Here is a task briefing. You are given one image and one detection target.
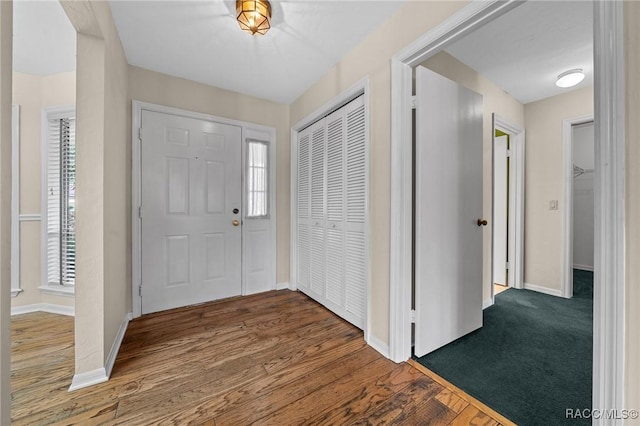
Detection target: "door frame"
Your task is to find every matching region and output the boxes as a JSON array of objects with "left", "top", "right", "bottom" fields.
[
  {"left": 131, "top": 101, "right": 277, "bottom": 318},
  {"left": 562, "top": 114, "right": 595, "bottom": 299},
  {"left": 491, "top": 114, "right": 525, "bottom": 303},
  {"left": 289, "top": 77, "right": 373, "bottom": 351},
  {"left": 389, "top": 0, "right": 625, "bottom": 418}
]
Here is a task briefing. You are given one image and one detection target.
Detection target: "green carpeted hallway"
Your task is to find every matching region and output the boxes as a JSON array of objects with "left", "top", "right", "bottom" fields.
[{"left": 414, "top": 270, "right": 593, "bottom": 426}]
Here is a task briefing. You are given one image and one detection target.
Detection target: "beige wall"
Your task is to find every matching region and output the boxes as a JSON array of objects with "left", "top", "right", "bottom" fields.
[
  {"left": 625, "top": 0, "right": 640, "bottom": 414},
  {"left": 62, "top": 0, "right": 130, "bottom": 376},
  {"left": 0, "top": 2, "right": 11, "bottom": 422},
  {"left": 128, "top": 66, "right": 291, "bottom": 287},
  {"left": 523, "top": 87, "right": 594, "bottom": 291},
  {"left": 419, "top": 51, "right": 525, "bottom": 304},
  {"left": 290, "top": 0, "right": 468, "bottom": 347},
  {"left": 11, "top": 71, "right": 76, "bottom": 309}
]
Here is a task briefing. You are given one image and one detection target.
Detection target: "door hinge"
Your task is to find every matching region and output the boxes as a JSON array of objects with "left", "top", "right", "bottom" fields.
[
  {"left": 138, "top": 127, "right": 143, "bottom": 141},
  {"left": 410, "top": 309, "right": 416, "bottom": 323},
  {"left": 506, "top": 149, "right": 512, "bottom": 158},
  {"left": 505, "top": 261, "right": 510, "bottom": 270},
  {"left": 411, "top": 96, "right": 417, "bottom": 110},
  {"left": 138, "top": 285, "right": 142, "bottom": 296},
  {"left": 138, "top": 206, "right": 142, "bottom": 218}
]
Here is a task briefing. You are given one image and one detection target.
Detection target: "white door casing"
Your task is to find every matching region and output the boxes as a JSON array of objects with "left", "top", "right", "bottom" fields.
[
  {"left": 140, "top": 110, "right": 242, "bottom": 314},
  {"left": 414, "top": 66, "right": 484, "bottom": 357},
  {"left": 493, "top": 135, "right": 508, "bottom": 286},
  {"left": 390, "top": 0, "right": 625, "bottom": 418}
]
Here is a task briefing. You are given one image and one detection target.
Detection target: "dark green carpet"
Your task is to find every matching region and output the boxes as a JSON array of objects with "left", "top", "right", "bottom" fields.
[{"left": 414, "top": 270, "right": 593, "bottom": 426}]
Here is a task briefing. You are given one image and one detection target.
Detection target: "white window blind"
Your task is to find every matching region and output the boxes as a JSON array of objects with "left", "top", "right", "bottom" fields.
[
  {"left": 246, "top": 139, "right": 269, "bottom": 218},
  {"left": 46, "top": 114, "right": 76, "bottom": 287}
]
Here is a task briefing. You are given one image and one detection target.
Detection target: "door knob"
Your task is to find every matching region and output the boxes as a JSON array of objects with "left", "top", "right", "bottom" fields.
[
  {"left": 232, "top": 219, "right": 240, "bottom": 227},
  {"left": 477, "top": 219, "right": 488, "bottom": 227}
]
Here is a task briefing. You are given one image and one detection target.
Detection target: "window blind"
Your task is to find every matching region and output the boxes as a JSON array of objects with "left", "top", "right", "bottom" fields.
[{"left": 46, "top": 116, "right": 76, "bottom": 286}]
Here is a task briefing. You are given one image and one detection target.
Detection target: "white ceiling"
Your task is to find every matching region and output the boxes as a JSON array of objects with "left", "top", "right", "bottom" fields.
[
  {"left": 12, "top": 1, "right": 593, "bottom": 106},
  {"left": 444, "top": 0, "right": 593, "bottom": 105},
  {"left": 109, "top": 1, "right": 405, "bottom": 104},
  {"left": 13, "top": 0, "right": 76, "bottom": 75}
]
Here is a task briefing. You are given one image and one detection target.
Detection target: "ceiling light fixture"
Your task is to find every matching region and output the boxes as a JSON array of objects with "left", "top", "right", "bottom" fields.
[
  {"left": 555, "top": 69, "right": 585, "bottom": 88},
  {"left": 236, "top": 0, "right": 272, "bottom": 36}
]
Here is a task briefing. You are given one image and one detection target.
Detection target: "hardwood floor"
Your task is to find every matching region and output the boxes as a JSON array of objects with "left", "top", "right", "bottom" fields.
[{"left": 11, "top": 290, "right": 515, "bottom": 425}]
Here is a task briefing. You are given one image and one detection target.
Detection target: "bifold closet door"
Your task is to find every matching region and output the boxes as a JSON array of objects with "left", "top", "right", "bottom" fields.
[{"left": 296, "top": 95, "right": 366, "bottom": 329}]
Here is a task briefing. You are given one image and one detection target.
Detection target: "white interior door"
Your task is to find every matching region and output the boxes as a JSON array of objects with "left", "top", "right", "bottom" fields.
[
  {"left": 493, "top": 135, "right": 508, "bottom": 286},
  {"left": 414, "top": 66, "right": 484, "bottom": 357},
  {"left": 140, "top": 110, "right": 242, "bottom": 314}
]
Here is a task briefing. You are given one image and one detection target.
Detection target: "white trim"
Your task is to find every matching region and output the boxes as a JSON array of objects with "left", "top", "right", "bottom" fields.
[
  {"left": 562, "top": 114, "right": 594, "bottom": 299},
  {"left": 276, "top": 282, "right": 290, "bottom": 291},
  {"left": 11, "top": 105, "right": 20, "bottom": 297},
  {"left": 38, "top": 285, "right": 75, "bottom": 297},
  {"left": 482, "top": 299, "right": 494, "bottom": 310},
  {"left": 593, "top": 1, "right": 625, "bottom": 419},
  {"left": 492, "top": 114, "right": 525, "bottom": 299},
  {"left": 131, "top": 101, "right": 277, "bottom": 318},
  {"left": 389, "top": 0, "right": 524, "bottom": 364},
  {"left": 69, "top": 368, "right": 108, "bottom": 392},
  {"left": 18, "top": 214, "right": 41, "bottom": 221},
  {"left": 523, "top": 283, "right": 563, "bottom": 298},
  {"left": 389, "top": 0, "right": 625, "bottom": 414},
  {"left": 574, "top": 264, "right": 594, "bottom": 272},
  {"left": 366, "top": 333, "right": 390, "bottom": 359},
  {"left": 289, "top": 77, "right": 371, "bottom": 344},
  {"left": 11, "top": 303, "right": 75, "bottom": 317},
  {"left": 105, "top": 313, "right": 132, "bottom": 378}
]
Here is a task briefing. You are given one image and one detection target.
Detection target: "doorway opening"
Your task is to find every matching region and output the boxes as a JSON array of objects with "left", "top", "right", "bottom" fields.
[
  {"left": 491, "top": 114, "right": 525, "bottom": 303},
  {"left": 391, "top": 0, "right": 624, "bottom": 422},
  {"left": 562, "top": 116, "right": 595, "bottom": 299}
]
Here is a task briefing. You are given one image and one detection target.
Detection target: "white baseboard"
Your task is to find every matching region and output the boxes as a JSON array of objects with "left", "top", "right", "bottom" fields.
[
  {"left": 366, "top": 333, "right": 390, "bottom": 359},
  {"left": 276, "top": 281, "right": 291, "bottom": 290},
  {"left": 524, "top": 282, "right": 563, "bottom": 298},
  {"left": 573, "top": 264, "right": 594, "bottom": 272},
  {"left": 11, "top": 303, "right": 75, "bottom": 317},
  {"left": 105, "top": 313, "right": 133, "bottom": 378},
  {"left": 69, "top": 368, "right": 108, "bottom": 392},
  {"left": 483, "top": 298, "right": 494, "bottom": 310}
]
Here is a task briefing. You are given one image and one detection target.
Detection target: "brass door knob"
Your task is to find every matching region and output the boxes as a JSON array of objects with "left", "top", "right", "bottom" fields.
[
  {"left": 477, "top": 219, "right": 488, "bottom": 227},
  {"left": 232, "top": 219, "right": 240, "bottom": 227}
]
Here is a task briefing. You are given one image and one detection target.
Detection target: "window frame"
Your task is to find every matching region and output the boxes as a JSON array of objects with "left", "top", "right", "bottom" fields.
[
  {"left": 40, "top": 105, "right": 76, "bottom": 296},
  {"left": 245, "top": 138, "right": 270, "bottom": 219}
]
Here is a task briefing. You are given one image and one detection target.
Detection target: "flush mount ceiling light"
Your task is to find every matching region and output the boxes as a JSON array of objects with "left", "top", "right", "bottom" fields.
[
  {"left": 555, "top": 69, "right": 585, "bottom": 88},
  {"left": 236, "top": 0, "right": 272, "bottom": 35}
]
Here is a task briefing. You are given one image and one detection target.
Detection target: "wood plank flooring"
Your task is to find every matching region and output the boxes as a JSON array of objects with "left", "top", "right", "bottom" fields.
[{"left": 11, "top": 290, "right": 515, "bottom": 425}]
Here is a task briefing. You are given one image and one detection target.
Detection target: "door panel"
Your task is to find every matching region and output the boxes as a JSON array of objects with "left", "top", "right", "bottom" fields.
[
  {"left": 141, "top": 110, "right": 242, "bottom": 314},
  {"left": 414, "top": 66, "right": 484, "bottom": 357}
]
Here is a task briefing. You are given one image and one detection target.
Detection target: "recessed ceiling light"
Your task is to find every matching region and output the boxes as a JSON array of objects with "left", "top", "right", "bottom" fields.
[{"left": 556, "top": 69, "right": 585, "bottom": 88}]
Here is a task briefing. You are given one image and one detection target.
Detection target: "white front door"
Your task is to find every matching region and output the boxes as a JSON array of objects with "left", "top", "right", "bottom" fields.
[
  {"left": 140, "top": 110, "right": 242, "bottom": 314},
  {"left": 414, "top": 66, "right": 484, "bottom": 357}
]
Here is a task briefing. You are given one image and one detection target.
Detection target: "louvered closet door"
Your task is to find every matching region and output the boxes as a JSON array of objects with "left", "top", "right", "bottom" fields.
[
  {"left": 344, "top": 97, "right": 366, "bottom": 324},
  {"left": 309, "top": 120, "right": 327, "bottom": 298},
  {"left": 296, "top": 95, "right": 367, "bottom": 330},
  {"left": 296, "top": 127, "right": 312, "bottom": 291}
]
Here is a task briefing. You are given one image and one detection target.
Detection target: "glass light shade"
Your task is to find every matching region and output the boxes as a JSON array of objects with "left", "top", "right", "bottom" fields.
[
  {"left": 555, "top": 69, "right": 585, "bottom": 88},
  {"left": 236, "top": 0, "right": 271, "bottom": 35}
]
